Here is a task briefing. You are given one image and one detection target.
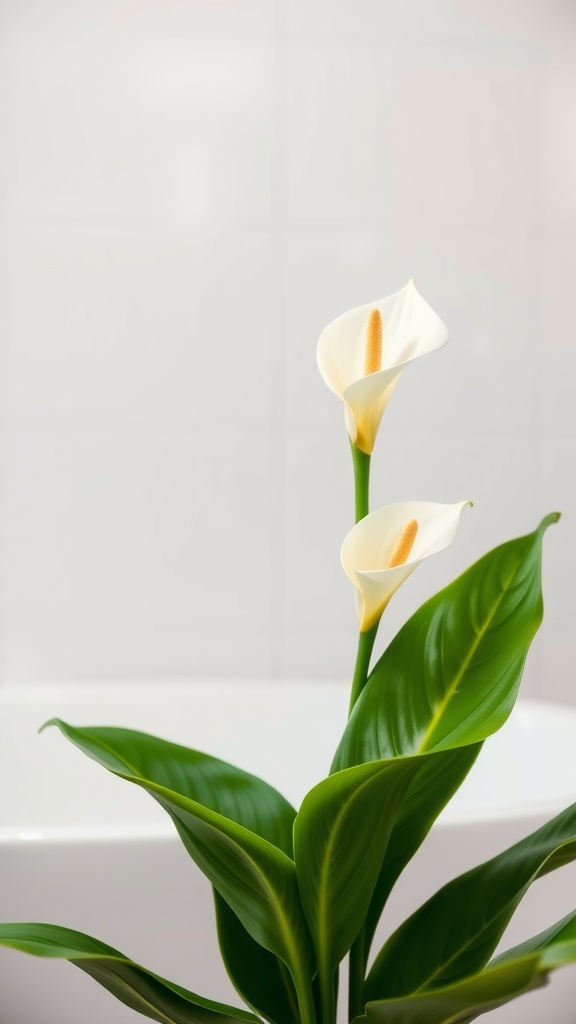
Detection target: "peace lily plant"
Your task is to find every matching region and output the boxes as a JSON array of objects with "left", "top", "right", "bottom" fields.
[{"left": 1, "top": 281, "right": 575, "bottom": 1024}]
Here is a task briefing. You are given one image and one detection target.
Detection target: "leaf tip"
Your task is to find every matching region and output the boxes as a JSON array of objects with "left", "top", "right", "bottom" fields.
[
  {"left": 38, "top": 717, "right": 61, "bottom": 735},
  {"left": 539, "top": 511, "right": 561, "bottom": 535}
]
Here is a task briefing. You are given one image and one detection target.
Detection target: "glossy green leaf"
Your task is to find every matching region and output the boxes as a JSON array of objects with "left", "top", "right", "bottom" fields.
[
  {"left": 359, "top": 745, "right": 482, "bottom": 953},
  {"left": 356, "top": 912, "right": 576, "bottom": 1024},
  {"left": 344, "top": 751, "right": 481, "bottom": 1018},
  {"left": 43, "top": 721, "right": 300, "bottom": 1024},
  {"left": 334, "top": 514, "right": 559, "bottom": 766},
  {"left": 493, "top": 908, "right": 576, "bottom": 964},
  {"left": 358, "top": 959, "right": 543, "bottom": 1024},
  {"left": 358, "top": 959, "right": 541, "bottom": 1024},
  {"left": 294, "top": 758, "right": 422, "bottom": 966},
  {"left": 41, "top": 722, "right": 296, "bottom": 853},
  {"left": 334, "top": 516, "right": 557, "bottom": 995},
  {"left": 0, "top": 923, "right": 260, "bottom": 1024},
  {"left": 293, "top": 757, "right": 423, "bottom": 1022},
  {"left": 45, "top": 721, "right": 314, "bottom": 1018},
  {"left": 342, "top": 746, "right": 480, "bottom": 1018},
  {"left": 365, "top": 800, "right": 576, "bottom": 1000},
  {"left": 127, "top": 783, "right": 311, "bottom": 981}
]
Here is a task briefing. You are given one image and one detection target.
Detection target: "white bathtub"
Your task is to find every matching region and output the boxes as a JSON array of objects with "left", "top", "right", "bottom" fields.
[{"left": 1, "top": 682, "right": 575, "bottom": 1024}]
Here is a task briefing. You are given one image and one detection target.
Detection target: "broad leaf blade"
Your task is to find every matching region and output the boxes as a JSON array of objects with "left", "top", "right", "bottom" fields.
[
  {"left": 45, "top": 721, "right": 314, "bottom": 999},
  {"left": 333, "top": 516, "right": 556, "bottom": 981},
  {"left": 334, "top": 515, "right": 558, "bottom": 766},
  {"left": 43, "top": 721, "right": 300, "bottom": 1024},
  {"left": 0, "top": 923, "right": 260, "bottom": 1024},
  {"left": 365, "top": 801, "right": 576, "bottom": 1000},
  {"left": 362, "top": 745, "right": 482, "bottom": 947},
  {"left": 294, "top": 758, "right": 422, "bottom": 978},
  {"left": 41, "top": 722, "right": 296, "bottom": 853},
  {"left": 357, "top": 913, "right": 576, "bottom": 1024}
]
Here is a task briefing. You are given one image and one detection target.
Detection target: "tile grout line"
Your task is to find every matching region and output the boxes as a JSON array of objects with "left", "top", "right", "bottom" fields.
[
  {"left": 533, "top": 44, "right": 547, "bottom": 703},
  {"left": 268, "top": 0, "right": 288, "bottom": 682},
  {"left": 0, "top": 211, "right": 6, "bottom": 689}
]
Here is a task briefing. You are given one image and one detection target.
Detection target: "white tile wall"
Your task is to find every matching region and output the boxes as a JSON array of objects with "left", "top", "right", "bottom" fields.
[
  {"left": 1, "top": 223, "right": 277, "bottom": 424},
  {"left": 1, "top": 1, "right": 575, "bottom": 703}
]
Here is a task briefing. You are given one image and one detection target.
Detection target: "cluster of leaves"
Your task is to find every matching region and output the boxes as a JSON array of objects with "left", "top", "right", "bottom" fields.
[{"left": 1, "top": 512, "right": 575, "bottom": 1024}]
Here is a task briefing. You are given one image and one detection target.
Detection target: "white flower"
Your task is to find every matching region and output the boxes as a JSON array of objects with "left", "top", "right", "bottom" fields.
[
  {"left": 317, "top": 280, "right": 448, "bottom": 454},
  {"left": 341, "top": 500, "right": 471, "bottom": 631}
]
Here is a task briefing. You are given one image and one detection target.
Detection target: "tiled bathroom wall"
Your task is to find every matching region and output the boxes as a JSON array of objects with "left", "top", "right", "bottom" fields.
[{"left": 0, "top": 1, "right": 575, "bottom": 701}]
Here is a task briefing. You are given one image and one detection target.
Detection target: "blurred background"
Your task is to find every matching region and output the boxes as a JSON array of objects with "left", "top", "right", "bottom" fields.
[{"left": 0, "top": 0, "right": 574, "bottom": 702}]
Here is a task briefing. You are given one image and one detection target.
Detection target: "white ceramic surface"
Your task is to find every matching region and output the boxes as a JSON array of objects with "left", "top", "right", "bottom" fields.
[{"left": 1, "top": 682, "right": 576, "bottom": 1023}]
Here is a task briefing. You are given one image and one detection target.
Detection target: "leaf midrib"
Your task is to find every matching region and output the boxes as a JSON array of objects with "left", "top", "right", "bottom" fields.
[
  {"left": 315, "top": 763, "right": 415, "bottom": 974},
  {"left": 411, "top": 840, "right": 575, "bottom": 993},
  {"left": 417, "top": 553, "right": 526, "bottom": 753},
  {"left": 136, "top": 774, "right": 311, "bottom": 993},
  {"left": 316, "top": 768, "right": 384, "bottom": 969},
  {"left": 61, "top": 729, "right": 309, "bottom": 999},
  {"left": 85, "top": 967, "right": 185, "bottom": 1024}
]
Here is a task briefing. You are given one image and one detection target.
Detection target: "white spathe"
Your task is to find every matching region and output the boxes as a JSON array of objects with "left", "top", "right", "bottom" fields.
[
  {"left": 317, "top": 280, "right": 449, "bottom": 454},
  {"left": 341, "top": 500, "right": 471, "bottom": 632}
]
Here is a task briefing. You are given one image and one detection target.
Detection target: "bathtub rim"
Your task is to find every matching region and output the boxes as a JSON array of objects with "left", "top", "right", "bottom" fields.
[{"left": 1, "top": 683, "right": 575, "bottom": 841}]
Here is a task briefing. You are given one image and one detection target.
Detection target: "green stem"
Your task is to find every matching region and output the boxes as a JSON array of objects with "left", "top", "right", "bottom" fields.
[
  {"left": 294, "top": 971, "right": 318, "bottom": 1024},
  {"left": 278, "top": 961, "right": 301, "bottom": 1024},
  {"left": 319, "top": 967, "right": 337, "bottom": 1024},
  {"left": 348, "top": 929, "right": 367, "bottom": 1021},
  {"left": 348, "top": 623, "right": 378, "bottom": 717},
  {"left": 347, "top": 437, "right": 376, "bottom": 1017},
  {"left": 350, "top": 441, "right": 371, "bottom": 523}
]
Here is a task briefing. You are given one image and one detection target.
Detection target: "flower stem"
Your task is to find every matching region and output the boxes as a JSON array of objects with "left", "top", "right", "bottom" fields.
[
  {"left": 348, "top": 928, "right": 367, "bottom": 1021},
  {"left": 298, "top": 989, "right": 318, "bottom": 1024},
  {"left": 350, "top": 441, "right": 371, "bottom": 523},
  {"left": 347, "top": 441, "right": 377, "bottom": 1011},
  {"left": 348, "top": 622, "right": 378, "bottom": 716},
  {"left": 319, "top": 967, "right": 337, "bottom": 1024},
  {"left": 294, "top": 969, "right": 318, "bottom": 1024}
]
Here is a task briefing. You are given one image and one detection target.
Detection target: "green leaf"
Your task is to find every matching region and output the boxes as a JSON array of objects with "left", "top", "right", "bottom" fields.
[
  {"left": 359, "top": 745, "right": 482, "bottom": 952},
  {"left": 40, "top": 722, "right": 296, "bottom": 853},
  {"left": 359, "top": 958, "right": 544, "bottom": 1024},
  {"left": 342, "top": 747, "right": 480, "bottom": 1017},
  {"left": 339, "top": 751, "right": 482, "bottom": 1016},
  {"left": 334, "top": 514, "right": 558, "bottom": 766},
  {"left": 355, "top": 912, "right": 576, "bottom": 1024},
  {"left": 42, "top": 722, "right": 300, "bottom": 1024},
  {"left": 0, "top": 923, "right": 260, "bottom": 1024},
  {"left": 358, "top": 958, "right": 543, "bottom": 1024},
  {"left": 333, "top": 516, "right": 557, "bottom": 990},
  {"left": 365, "top": 800, "right": 576, "bottom": 1000},
  {"left": 45, "top": 721, "right": 314, "bottom": 1018},
  {"left": 492, "top": 909, "right": 576, "bottom": 964},
  {"left": 130, "top": 783, "right": 311, "bottom": 981},
  {"left": 293, "top": 757, "right": 424, "bottom": 1021}
]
